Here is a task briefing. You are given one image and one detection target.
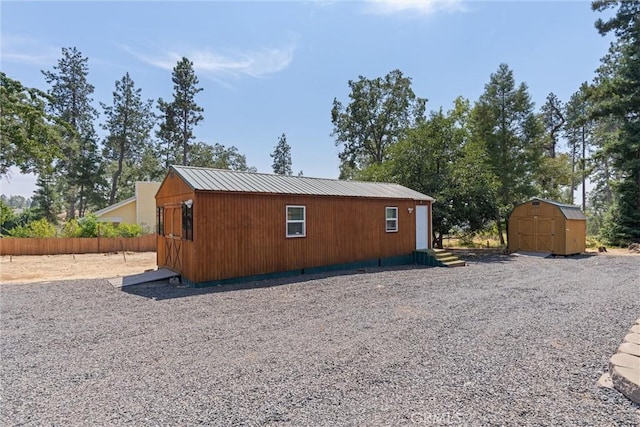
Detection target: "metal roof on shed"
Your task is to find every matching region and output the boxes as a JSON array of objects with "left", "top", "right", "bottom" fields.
[
  {"left": 531, "top": 198, "right": 586, "bottom": 220},
  {"left": 170, "top": 165, "right": 434, "bottom": 201}
]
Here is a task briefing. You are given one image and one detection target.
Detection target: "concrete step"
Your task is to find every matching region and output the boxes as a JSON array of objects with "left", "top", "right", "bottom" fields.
[
  {"left": 441, "top": 260, "right": 466, "bottom": 268},
  {"left": 431, "top": 250, "right": 466, "bottom": 267}
]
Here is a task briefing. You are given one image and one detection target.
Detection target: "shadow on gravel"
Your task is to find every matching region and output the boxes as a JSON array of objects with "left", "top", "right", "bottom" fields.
[
  {"left": 454, "top": 249, "right": 599, "bottom": 264},
  {"left": 121, "top": 265, "right": 432, "bottom": 300},
  {"left": 450, "top": 248, "right": 514, "bottom": 264}
]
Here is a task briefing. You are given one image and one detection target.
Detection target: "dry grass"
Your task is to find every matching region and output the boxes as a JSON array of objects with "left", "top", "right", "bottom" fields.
[{"left": 0, "top": 252, "right": 157, "bottom": 284}]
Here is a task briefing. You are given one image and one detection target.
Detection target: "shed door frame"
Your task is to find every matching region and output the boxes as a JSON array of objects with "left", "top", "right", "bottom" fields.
[{"left": 415, "top": 205, "right": 428, "bottom": 250}]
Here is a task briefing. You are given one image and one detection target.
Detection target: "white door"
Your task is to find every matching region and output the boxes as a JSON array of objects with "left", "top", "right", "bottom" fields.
[{"left": 415, "top": 205, "right": 428, "bottom": 250}]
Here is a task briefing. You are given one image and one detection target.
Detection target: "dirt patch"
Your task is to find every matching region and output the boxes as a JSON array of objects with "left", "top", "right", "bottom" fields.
[{"left": 0, "top": 252, "right": 157, "bottom": 284}]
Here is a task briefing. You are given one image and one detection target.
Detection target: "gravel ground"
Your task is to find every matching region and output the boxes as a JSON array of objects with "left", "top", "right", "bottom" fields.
[{"left": 2, "top": 253, "right": 639, "bottom": 426}]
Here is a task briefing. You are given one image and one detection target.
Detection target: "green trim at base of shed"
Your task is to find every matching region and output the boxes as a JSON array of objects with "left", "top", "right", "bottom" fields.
[{"left": 179, "top": 252, "right": 445, "bottom": 288}]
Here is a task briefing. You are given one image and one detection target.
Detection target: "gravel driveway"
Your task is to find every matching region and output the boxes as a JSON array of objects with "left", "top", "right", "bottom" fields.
[{"left": 2, "top": 253, "right": 639, "bottom": 426}]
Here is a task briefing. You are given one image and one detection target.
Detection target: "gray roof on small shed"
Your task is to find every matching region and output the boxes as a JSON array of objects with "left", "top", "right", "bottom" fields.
[
  {"left": 531, "top": 198, "right": 586, "bottom": 220},
  {"left": 171, "top": 165, "right": 434, "bottom": 201}
]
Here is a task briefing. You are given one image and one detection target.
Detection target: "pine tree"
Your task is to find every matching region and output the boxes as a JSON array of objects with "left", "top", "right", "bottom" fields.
[
  {"left": 42, "top": 47, "right": 101, "bottom": 218},
  {"left": 31, "top": 172, "right": 60, "bottom": 224},
  {"left": 101, "top": 73, "right": 155, "bottom": 204},
  {"left": 564, "top": 83, "right": 594, "bottom": 209},
  {"left": 470, "top": 64, "right": 543, "bottom": 245},
  {"left": 537, "top": 93, "right": 572, "bottom": 202},
  {"left": 591, "top": 1, "right": 640, "bottom": 244},
  {"left": 157, "top": 57, "right": 203, "bottom": 166},
  {"left": 271, "top": 133, "right": 292, "bottom": 175}
]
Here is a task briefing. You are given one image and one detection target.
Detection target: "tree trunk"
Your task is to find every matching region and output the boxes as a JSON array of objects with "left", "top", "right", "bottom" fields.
[
  {"left": 581, "top": 125, "right": 586, "bottom": 211},
  {"left": 496, "top": 215, "right": 505, "bottom": 246},
  {"left": 109, "top": 165, "right": 122, "bottom": 205},
  {"left": 109, "top": 140, "right": 126, "bottom": 205},
  {"left": 78, "top": 183, "right": 84, "bottom": 218},
  {"left": 570, "top": 138, "right": 576, "bottom": 205},
  {"left": 182, "top": 111, "right": 188, "bottom": 166}
]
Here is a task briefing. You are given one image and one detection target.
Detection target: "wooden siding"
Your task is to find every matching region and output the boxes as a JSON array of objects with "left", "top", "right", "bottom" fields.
[
  {"left": 178, "top": 192, "right": 427, "bottom": 283},
  {"left": 155, "top": 170, "right": 196, "bottom": 276},
  {"left": 508, "top": 200, "right": 586, "bottom": 255},
  {"left": 0, "top": 235, "right": 156, "bottom": 256}
]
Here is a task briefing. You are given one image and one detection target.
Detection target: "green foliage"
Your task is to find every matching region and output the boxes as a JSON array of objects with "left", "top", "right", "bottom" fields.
[
  {"left": 156, "top": 57, "right": 204, "bottom": 167},
  {"left": 271, "top": 133, "right": 293, "bottom": 175},
  {"left": 61, "top": 218, "right": 81, "bottom": 237},
  {"left": 0, "top": 72, "right": 63, "bottom": 176},
  {"left": 0, "top": 199, "right": 16, "bottom": 235},
  {"left": 62, "top": 214, "right": 144, "bottom": 237},
  {"left": 101, "top": 72, "right": 156, "bottom": 205},
  {"left": 31, "top": 172, "right": 61, "bottom": 224},
  {"left": 42, "top": 47, "right": 103, "bottom": 218},
  {"left": 359, "top": 97, "right": 497, "bottom": 247},
  {"left": 116, "top": 223, "right": 144, "bottom": 237},
  {"left": 8, "top": 218, "right": 57, "bottom": 238},
  {"left": 536, "top": 93, "right": 574, "bottom": 200},
  {"left": 591, "top": 1, "right": 640, "bottom": 244},
  {"left": 564, "top": 83, "right": 595, "bottom": 209},
  {"left": 189, "top": 142, "right": 256, "bottom": 171},
  {"left": 470, "top": 63, "right": 543, "bottom": 245},
  {"left": 534, "top": 154, "right": 574, "bottom": 203},
  {"left": 331, "top": 69, "right": 426, "bottom": 178},
  {"left": 585, "top": 234, "right": 605, "bottom": 249}
]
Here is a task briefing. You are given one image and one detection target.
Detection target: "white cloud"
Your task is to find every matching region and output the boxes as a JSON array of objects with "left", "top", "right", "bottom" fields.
[
  {"left": 0, "top": 36, "right": 60, "bottom": 66},
  {"left": 124, "top": 43, "right": 296, "bottom": 82},
  {"left": 364, "top": 0, "right": 466, "bottom": 16}
]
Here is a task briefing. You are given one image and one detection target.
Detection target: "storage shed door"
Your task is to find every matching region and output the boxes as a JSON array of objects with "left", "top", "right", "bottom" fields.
[
  {"left": 416, "top": 205, "right": 428, "bottom": 250},
  {"left": 518, "top": 216, "right": 554, "bottom": 253}
]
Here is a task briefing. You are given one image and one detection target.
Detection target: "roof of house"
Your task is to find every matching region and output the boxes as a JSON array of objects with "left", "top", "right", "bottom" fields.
[
  {"left": 93, "top": 196, "right": 136, "bottom": 216},
  {"left": 530, "top": 197, "right": 586, "bottom": 220},
  {"left": 170, "top": 165, "right": 434, "bottom": 201}
]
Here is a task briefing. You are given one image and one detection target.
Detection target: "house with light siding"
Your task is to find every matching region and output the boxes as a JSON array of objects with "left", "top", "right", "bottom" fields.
[{"left": 94, "top": 181, "right": 161, "bottom": 231}]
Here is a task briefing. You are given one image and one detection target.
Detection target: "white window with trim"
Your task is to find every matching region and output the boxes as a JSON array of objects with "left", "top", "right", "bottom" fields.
[
  {"left": 286, "top": 205, "right": 306, "bottom": 237},
  {"left": 386, "top": 207, "right": 398, "bottom": 232}
]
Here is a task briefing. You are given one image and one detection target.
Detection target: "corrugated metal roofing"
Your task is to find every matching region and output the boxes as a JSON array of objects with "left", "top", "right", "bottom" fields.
[
  {"left": 170, "top": 165, "right": 434, "bottom": 201},
  {"left": 532, "top": 198, "right": 586, "bottom": 220}
]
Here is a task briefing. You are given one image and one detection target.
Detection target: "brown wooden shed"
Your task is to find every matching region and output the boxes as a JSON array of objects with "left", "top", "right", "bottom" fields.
[
  {"left": 507, "top": 198, "right": 586, "bottom": 255},
  {"left": 155, "top": 165, "right": 435, "bottom": 287}
]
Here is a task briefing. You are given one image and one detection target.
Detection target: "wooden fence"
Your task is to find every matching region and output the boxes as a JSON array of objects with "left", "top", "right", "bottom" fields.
[{"left": 0, "top": 234, "right": 157, "bottom": 256}]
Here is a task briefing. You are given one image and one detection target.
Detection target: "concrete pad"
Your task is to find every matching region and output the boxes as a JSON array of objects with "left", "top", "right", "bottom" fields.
[
  {"left": 611, "top": 366, "right": 640, "bottom": 404},
  {"left": 514, "top": 251, "right": 552, "bottom": 258},
  {"left": 624, "top": 333, "right": 640, "bottom": 345},
  {"left": 108, "top": 268, "right": 179, "bottom": 288},
  {"left": 610, "top": 353, "right": 640, "bottom": 370},
  {"left": 619, "top": 342, "right": 640, "bottom": 357},
  {"left": 597, "top": 373, "right": 614, "bottom": 389}
]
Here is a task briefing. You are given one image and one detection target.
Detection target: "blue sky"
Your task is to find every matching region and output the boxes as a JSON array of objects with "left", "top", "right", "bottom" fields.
[{"left": 1, "top": 0, "right": 612, "bottom": 199}]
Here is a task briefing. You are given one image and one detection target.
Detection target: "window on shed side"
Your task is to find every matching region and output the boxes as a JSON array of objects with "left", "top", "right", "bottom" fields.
[
  {"left": 286, "top": 205, "right": 306, "bottom": 238},
  {"left": 157, "top": 207, "right": 164, "bottom": 235},
  {"left": 182, "top": 204, "right": 193, "bottom": 241},
  {"left": 386, "top": 207, "right": 398, "bottom": 232}
]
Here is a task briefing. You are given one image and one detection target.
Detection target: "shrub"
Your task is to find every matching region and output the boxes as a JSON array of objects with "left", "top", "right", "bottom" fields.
[
  {"left": 8, "top": 218, "right": 57, "bottom": 238},
  {"left": 61, "top": 219, "right": 82, "bottom": 237},
  {"left": 116, "top": 223, "right": 143, "bottom": 237}
]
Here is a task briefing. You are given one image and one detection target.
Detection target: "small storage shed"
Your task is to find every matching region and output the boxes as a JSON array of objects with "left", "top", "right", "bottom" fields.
[
  {"left": 156, "top": 165, "right": 434, "bottom": 287},
  {"left": 508, "top": 198, "right": 586, "bottom": 255}
]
